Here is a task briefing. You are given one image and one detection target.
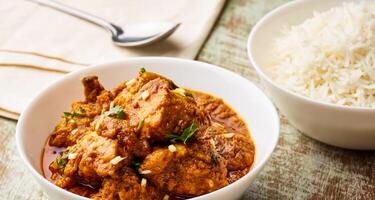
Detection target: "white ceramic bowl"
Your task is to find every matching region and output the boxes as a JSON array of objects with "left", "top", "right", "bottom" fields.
[
  {"left": 248, "top": 0, "right": 375, "bottom": 150},
  {"left": 16, "top": 57, "right": 279, "bottom": 200}
]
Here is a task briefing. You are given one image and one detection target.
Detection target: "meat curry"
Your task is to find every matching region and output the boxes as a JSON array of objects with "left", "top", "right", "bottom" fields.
[{"left": 42, "top": 69, "right": 255, "bottom": 200}]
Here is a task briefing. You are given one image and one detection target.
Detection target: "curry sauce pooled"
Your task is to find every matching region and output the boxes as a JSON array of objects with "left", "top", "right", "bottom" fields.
[{"left": 42, "top": 68, "right": 255, "bottom": 199}]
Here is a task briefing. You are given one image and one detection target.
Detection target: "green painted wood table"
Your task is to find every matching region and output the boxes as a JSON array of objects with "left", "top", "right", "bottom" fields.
[{"left": 1, "top": 0, "right": 374, "bottom": 199}]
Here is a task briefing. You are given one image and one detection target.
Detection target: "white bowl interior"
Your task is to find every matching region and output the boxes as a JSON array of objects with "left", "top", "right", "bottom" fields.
[{"left": 17, "top": 58, "right": 279, "bottom": 199}]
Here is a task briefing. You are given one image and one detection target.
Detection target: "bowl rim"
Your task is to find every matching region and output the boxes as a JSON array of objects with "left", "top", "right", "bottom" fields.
[
  {"left": 16, "top": 57, "right": 280, "bottom": 200},
  {"left": 247, "top": 0, "right": 375, "bottom": 112}
]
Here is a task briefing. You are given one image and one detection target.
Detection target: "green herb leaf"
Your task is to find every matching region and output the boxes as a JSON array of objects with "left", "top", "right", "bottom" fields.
[
  {"left": 137, "top": 119, "right": 144, "bottom": 131},
  {"left": 56, "top": 157, "right": 67, "bottom": 168},
  {"left": 181, "top": 122, "right": 199, "bottom": 143},
  {"left": 79, "top": 107, "right": 86, "bottom": 114},
  {"left": 140, "top": 67, "right": 146, "bottom": 73},
  {"left": 117, "top": 110, "right": 125, "bottom": 118},
  {"left": 132, "top": 161, "right": 141, "bottom": 170},
  {"left": 167, "top": 134, "right": 180, "bottom": 143},
  {"left": 56, "top": 151, "right": 69, "bottom": 169},
  {"left": 56, "top": 146, "right": 78, "bottom": 169},
  {"left": 167, "top": 122, "right": 198, "bottom": 144},
  {"left": 104, "top": 105, "right": 125, "bottom": 119},
  {"left": 185, "top": 92, "right": 194, "bottom": 98},
  {"left": 211, "top": 152, "right": 219, "bottom": 165},
  {"left": 63, "top": 112, "right": 85, "bottom": 118}
]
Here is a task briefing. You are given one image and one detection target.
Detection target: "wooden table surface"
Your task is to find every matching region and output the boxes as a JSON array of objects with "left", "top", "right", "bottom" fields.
[{"left": 1, "top": 0, "right": 374, "bottom": 199}]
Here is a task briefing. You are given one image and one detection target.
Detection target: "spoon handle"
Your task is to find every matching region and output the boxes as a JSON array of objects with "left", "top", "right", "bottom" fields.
[{"left": 28, "top": 0, "right": 118, "bottom": 33}]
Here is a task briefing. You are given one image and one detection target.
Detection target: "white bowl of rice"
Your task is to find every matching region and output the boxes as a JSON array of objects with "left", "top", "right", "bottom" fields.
[{"left": 248, "top": 0, "right": 375, "bottom": 149}]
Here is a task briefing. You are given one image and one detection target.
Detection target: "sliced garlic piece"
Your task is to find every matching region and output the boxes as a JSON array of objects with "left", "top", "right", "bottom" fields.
[
  {"left": 223, "top": 133, "right": 235, "bottom": 138},
  {"left": 68, "top": 153, "right": 77, "bottom": 160},
  {"left": 141, "top": 178, "right": 147, "bottom": 187},
  {"left": 71, "top": 128, "right": 78, "bottom": 135},
  {"left": 139, "top": 170, "right": 152, "bottom": 174},
  {"left": 172, "top": 88, "right": 186, "bottom": 96},
  {"left": 110, "top": 156, "right": 125, "bottom": 165},
  {"left": 95, "top": 115, "right": 104, "bottom": 130},
  {"left": 141, "top": 90, "right": 150, "bottom": 100},
  {"left": 168, "top": 144, "right": 177, "bottom": 153},
  {"left": 126, "top": 78, "right": 137, "bottom": 86}
]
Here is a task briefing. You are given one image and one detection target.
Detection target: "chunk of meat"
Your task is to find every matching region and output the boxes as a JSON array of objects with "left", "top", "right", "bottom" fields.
[
  {"left": 82, "top": 76, "right": 105, "bottom": 102},
  {"left": 94, "top": 115, "right": 152, "bottom": 158},
  {"left": 51, "top": 174, "right": 98, "bottom": 197},
  {"left": 76, "top": 132, "right": 129, "bottom": 178},
  {"left": 212, "top": 133, "right": 255, "bottom": 171},
  {"left": 50, "top": 132, "right": 130, "bottom": 185},
  {"left": 94, "top": 115, "right": 132, "bottom": 139},
  {"left": 112, "top": 71, "right": 175, "bottom": 104},
  {"left": 48, "top": 116, "right": 92, "bottom": 147},
  {"left": 111, "top": 71, "right": 206, "bottom": 141},
  {"left": 91, "top": 168, "right": 164, "bottom": 200},
  {"left": 49, "top": 76, "right": 113, "bottom": 147},
  {"left": 140, "top": 143, "right": 228, "bottom": 197},
  {"left": 197, "top": 123, "right": 255, "bottom": 171},
  {"left": 121, "top": 78, "right": 201, "bottom": 141}
]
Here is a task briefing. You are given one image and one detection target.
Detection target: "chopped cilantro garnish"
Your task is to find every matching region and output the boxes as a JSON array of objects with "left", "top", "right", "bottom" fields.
[
  {"left": 56, "top": 151, "right": 69, "bottom": 169},
  {"left": 104, "top": 105, "right": 125, "bottom": 119},
  {"left": 56, "top": 157, "right": 67, "bottom": 168},
  {"left": 185, "top": 92, "right": 194, "bottom": 98},
  {"left": 56, "top": 147, "right": 78, "bottom": 168},
  {"left": 63, "top": 112, "right": 85, "bottom": 118},
  {"left": 140, "top": 67, "right": 146, "bottom": 73},
  {"left": 167, "top": 122, "right": 198, "bottom": 144},
  {"left": 211, "top": 152, "right": 219, "bottom": 165},
  {"left": 79, "top": 107, "right": 86, "bottom": 114},
  {"left": 132, "top": 161, "right": 141, "bottom": 170}
]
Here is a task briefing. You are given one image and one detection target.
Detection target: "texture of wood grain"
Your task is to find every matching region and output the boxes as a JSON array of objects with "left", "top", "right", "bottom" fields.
[
  {"left": 0, "top": 120, "right": 48, "bottom": 200},
  {"left": 1, "top": 0, "right": 374, "bottom": 199}
]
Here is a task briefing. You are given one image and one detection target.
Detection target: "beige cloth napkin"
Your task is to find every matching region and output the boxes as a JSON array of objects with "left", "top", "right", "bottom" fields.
[{"left": 0, "top": 0, "right": 225, "bottom": 120}]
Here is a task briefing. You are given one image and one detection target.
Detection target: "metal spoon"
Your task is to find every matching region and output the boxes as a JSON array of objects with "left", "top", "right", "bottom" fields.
[{"left": 28, "top": 0, "right": 180, "bottom": 47}]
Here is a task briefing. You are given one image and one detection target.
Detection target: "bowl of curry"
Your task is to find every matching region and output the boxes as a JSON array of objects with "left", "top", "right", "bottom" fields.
[{"left": 16, "top": 57, "right": 279, "bottom": 200}]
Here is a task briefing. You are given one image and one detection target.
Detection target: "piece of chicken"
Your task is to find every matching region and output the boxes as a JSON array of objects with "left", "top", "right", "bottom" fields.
[
  {"left": 197, "top": 122, "right": 255, "bottom": 172},
  {"left": 49, "top": 76, "right": 113, "bottom": 147},
  {"left": 50, "top": 132, "right": 130, "bottom": 185},
  {"left": 113, "top": 72, "right": 203, "bottom": 142},
  {"left": 140, "top": 142, "right": 228, "bottom": 197},
  {"left": 92, "top": 168, "right": 164, "bottom": 200},
  {"left": 94, "top": 115, "right": 152, "bottom": 158}
]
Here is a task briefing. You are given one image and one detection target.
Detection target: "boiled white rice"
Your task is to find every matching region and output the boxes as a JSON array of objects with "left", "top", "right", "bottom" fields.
[{"left": 268, "top": 2, "right": 375, "bottom": 108}]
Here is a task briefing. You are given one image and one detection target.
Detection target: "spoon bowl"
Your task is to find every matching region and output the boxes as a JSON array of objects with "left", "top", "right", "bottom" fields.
[
  {"left": 30, "top": 0, "right": 180, "bottom": 47},
  {"left": 111, "top": 22, "right": 180, "bottom": 47}
]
